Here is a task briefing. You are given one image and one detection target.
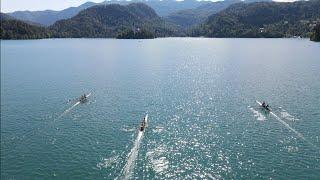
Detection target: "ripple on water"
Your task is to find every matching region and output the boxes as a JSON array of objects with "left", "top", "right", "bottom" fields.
[
  {"left": 147, "top": 145, "right": 169, "bottom": 174},
  {"left": 152, "top": 126, "right": 164, "bottom": 133},
  {"left": 121, "top": 126, "right": 136, "bottom": 132},
  {"left": 97, "top": 155, "right": 119, "bottom": 169},
  {"left": 280, "top": 108, "right": 299, "bottom": 122},
  {"left": 249, "top": 106, "right": 266, "bottom": 121}
]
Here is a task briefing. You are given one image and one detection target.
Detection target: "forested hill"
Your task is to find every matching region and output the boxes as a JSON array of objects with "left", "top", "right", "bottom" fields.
[
  {"left": 310, "top": 23, "right": 320, "bottom": 41},
  {"left": 7, "top": 0, "right": 209, "bottom": 26},
  {"left": 2, "top": 1, "right": 320, "bottom": 40},
  {"left": 194, "top": 0, "right": 320, "bottom": 38},
  {"left": 7, "top": 2, "right": 96, "bottom": 26},
  {"left": 0, "top": 13, "right": 50, "bottom": 39},
  {"left": 1, "top": 3, "right": 180, "bottom": 39},
  {"left": 165, "top": 0, "right": 241, "bottom": 29},
  {"left": 49, "top": 3, "right": 179, "bottom": 38},
  {"left": 1, "top": 13, "right": 15, "bottom": 21},
  {"left": 165, "top": 0, "right": 273, "bottom": 29}
]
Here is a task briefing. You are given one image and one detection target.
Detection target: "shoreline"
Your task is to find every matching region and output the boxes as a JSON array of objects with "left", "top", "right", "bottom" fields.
[{"left": 0, "top": 37, "right": 311, "bottom": 41}]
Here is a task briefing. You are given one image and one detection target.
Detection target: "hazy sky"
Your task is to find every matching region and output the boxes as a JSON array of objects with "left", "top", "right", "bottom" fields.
[
  {"left": 1, "top": 0, "right": 295, "bottom": 13},
  {"left": 1, "top": 0, "right": 103, "bottom": 13}
]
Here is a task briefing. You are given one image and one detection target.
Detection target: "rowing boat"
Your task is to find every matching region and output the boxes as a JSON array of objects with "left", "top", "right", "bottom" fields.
[
  {"left": 256, "top": 100, "right": 272, "bottom": 111},
  {"left": 140, "top": 114, "right": 148, "bottom": 132}
]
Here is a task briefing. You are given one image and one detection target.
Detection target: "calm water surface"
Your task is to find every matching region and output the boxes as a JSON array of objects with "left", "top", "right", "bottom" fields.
[{"left": 1, "top": 38, "right": 320, "bottom": 179}]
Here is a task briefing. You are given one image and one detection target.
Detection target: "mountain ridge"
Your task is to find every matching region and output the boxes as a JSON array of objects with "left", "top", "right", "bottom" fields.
[
  {"left": 49, "top": 3, "right": 179, "bottom": 38},
  {"left": 193, "top": 0, "right": 320, "bottom": 38},
  {"left": 7, "top": 0, "right": 210, "bottom": 26},
  {"left": 1, "top": 1, "right": 320, "bottom": 40},
  {"left": 7, "top": 2, "right": 96, "bottom": 26},
  {"left": 0, "top": 13, "right": 50, "bottom": 39},
  {"left": 165, "top": 0, "right": 242, "bottom": 29}
]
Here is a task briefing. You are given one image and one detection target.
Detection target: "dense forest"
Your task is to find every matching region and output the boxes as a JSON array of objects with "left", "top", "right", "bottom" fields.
[
  {"left": 7, "top": 0, "right": 212, "bottom": 26},
  {"left": 6, "top": 0, "right": 271, "bottom": 27},
  {"left": 0, "top": 13, "right": 50, "bottom": 39},
  {"left": 49, "top": 3, "right": 180, "bottom": 38},
  {"left": 192, "top": 0, "right": 320, "bottom": 38},
  {"left": 1, "top": 1, "right": 320, "bottom": 40},
  {"left": 164, "top": 0, "right": 241, "bottom": 29},
  {"left": 117, "top": 28, "right": 155, "bottom": 39},
  {"left": 7, "top": 2, "right": 96, "bottom": 26},
  {"left": 1, "top": 3, "right": 179, "bottom": 39},
  {"left": 310, "top": 24, "right": 320, "bottom": 42}
]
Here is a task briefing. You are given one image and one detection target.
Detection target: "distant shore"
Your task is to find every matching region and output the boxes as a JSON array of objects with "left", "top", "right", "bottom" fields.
[{"left": 0, "top": 37, "right": 314, "bottom": 41}]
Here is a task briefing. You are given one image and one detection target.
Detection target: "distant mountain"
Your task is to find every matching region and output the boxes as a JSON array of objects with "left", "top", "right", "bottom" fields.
[
  {"left": 165, "top": 0, "right": 241, "bottom": 29},
  {"left": 134, "top": 0, "right": 209, "bottom": 16},
  {"left": 7, "top": 0, "right": 210, "bottom": 26},
  {"left": 0, "top": 13, "right": 50, "bottom": 39},
  {"left": 195, "top": 0, "right": 320, "bottom": 38},
  {"left": 101, "top": 0, "right": 210, "bottom": 16},
  {"left": 1, "top": 13, "right": 15, "bottom": 21},
  {"left": 49, "top": 3, "right": 180, "bottom": 38},
  {"left": 165, "top": 0, "right": 274, "bottom": 29},
  {"left": 7, "top": 2, "right": 96, "bottom": 26},
  {"left": 3, "top": 1, "right": 320, "bottom": 40},
  {"left": 1, "top": 3, "right": 182, "bottom": 39}
]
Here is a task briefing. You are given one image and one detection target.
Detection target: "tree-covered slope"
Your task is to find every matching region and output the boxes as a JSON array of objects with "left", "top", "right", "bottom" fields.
[
  {"left": 196, "top": 0, "right": 320, "bottom": 38},
  {"left": 165, "top": 0, "right": 241, "bottom": 29},
  {"left": 7, "top": 0, "right": 210, "bottom": 26},
  {"left": 310, "top": 23, "right": 320, "bottom": 41},
  {"left": 7, "top": 2, "right": 96, "bottom": 26},
  {"left": 49, "top": 3, "right": 179, "bottom": 38},
  {"left": 164, "top": 0, "right": 273, "bottom": 29},
  {"left": 0, "top": 13, "right": 50, "bottom": 39}
]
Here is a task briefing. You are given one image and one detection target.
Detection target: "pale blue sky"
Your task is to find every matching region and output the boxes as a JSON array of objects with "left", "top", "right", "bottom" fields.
[
  {"left": 1, "top": 0, "right": 294, "bottom": 13},
  {"left": 1, "top": 0, "right": 103, "bottom": 13}
]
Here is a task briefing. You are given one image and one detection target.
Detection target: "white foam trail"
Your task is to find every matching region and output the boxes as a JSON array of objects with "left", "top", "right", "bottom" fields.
[
  {"left": 122, "top": 131, "right": 144, "bottom": 179},
  {"left": 56, "top": 101, "right": 80, "bottom": 120},
  {"left": 146, "top": 145, "right": 169, "bottom": 174},
  {"left": 56, "top": 93, "right": 91, "bottom": 120},
  {"left": 280, "top": 109, "right": 299, "bottom": 121},
  {"left": 249, "top": 107, "right": 266, "bottom": 121},
  {"left": 121, "top": 114, "right": 148, "bottom": 179},
  {"left": 270, "top": 112, "right": 318, "bottom": 150},
  {"left": 97, "top": 155, "right": 119, "bottom": 169}
]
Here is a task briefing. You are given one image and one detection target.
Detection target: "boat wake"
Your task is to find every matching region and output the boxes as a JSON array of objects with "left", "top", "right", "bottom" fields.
[
  {"left": 270, "top": 112, "right": 318, "bottom": 150},
  {"left": 121, "top": 131, "right": 144, "bottom": 179},
  {"left": 249, "top": 106, "right": 266, "bottom": 121},
  {"left": 254, "top": 100, "right": 318, "bottom": 150},
  {"left": 56, "top": 93, "right": 91, "bottom": 120},
  {"left": 57, "top": 101, "right": 80, "bottom": 120},
  {"left": 146, "top": 145, "right": 169, "bottom": 174},
  {"left": 279, "top": 108, "right": 299, "bottom": 121},
  {"left": 97, "top": 154, "right": 120, "bottom": 170}
]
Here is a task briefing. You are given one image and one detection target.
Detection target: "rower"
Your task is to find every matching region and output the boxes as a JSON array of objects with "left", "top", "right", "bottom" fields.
[
  {"left": 79, "top": 94, "right": 87, "bottom": 103},
  {"left": 262, "top": 101, "right": 266, "bottom": 107},
  {"left": 140, "top": 121, "right": 145, "bottom": 131},
  {"left": 140, "top": 123, "right": 144, "bottom": 131}
]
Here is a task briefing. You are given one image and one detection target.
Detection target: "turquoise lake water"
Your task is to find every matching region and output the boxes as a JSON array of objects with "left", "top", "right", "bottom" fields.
[{"left": 1, "top": 38, "right": 320, "bottom": 179}]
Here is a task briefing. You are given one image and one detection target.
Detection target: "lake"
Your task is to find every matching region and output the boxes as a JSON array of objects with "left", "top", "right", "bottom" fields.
[{"left": 1, "top": 38, "right": 320, "bottom": 179}]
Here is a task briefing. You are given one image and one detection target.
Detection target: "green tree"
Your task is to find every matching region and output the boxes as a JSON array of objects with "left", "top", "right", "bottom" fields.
[{"left": 310, "top": 24, "right": 320, "bottom": 42}]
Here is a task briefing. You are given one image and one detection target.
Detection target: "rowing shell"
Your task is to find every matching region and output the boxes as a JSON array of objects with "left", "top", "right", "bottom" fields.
[
  {"left": 140, "top": 114, "right": 148, "bottom": 132},
  {"left": 144, "top": 114, "right": 148, "bottom": 128},
  {"left": 79, "top": 93, "right": 91, "bottom": 103},
  {"left": 256, "top": 100, "right": 271, "bottom": 111},
  {"left": 256, "top": 100, "right": 263, "bottom": 106}
]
